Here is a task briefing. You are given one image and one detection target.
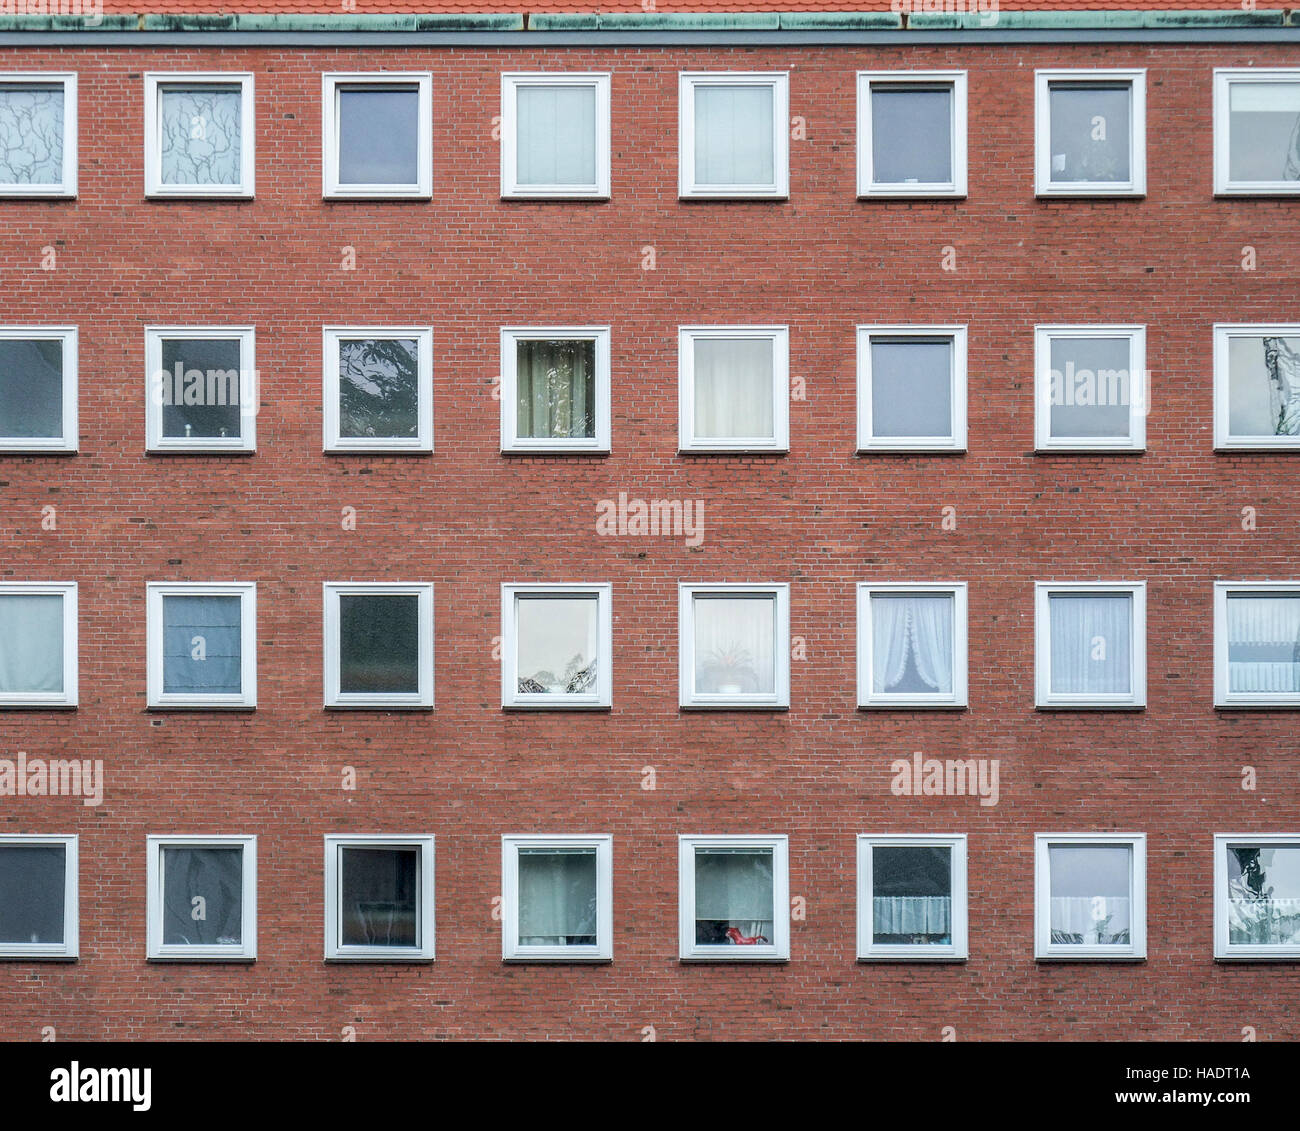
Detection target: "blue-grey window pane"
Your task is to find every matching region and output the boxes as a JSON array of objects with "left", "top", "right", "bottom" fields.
[
  {"left": 870, "top": 339, "right": 952, "bottom": 438},
  {"left": 339, "top": 593, "right": 420, "bottom": 694},
  {"left": 0, "top": 594, "right": 64, "bottom": 694},
  {"left": 161, "top": 846, "right": 242, "bottom": 946},
  {"left": 159, "top": 85, "right": 242, "bottom": 186},
  {"left": 1228, "top": 335, "right": 1300, "bottom": 438},
  {"left": 162, "top": 595, "right": 242, "bottom": 695},
  {"left": 340, "top": 847, "right": 418, "bottom": 947},
  {"left": 1048, "top": 336, "right": 1133, "bottom": 438},
  {"left": 517, "top": 848, "right": 597, "bottom": 945},
  {"left": 0, "top": 338, "right": 63, "bottom": 438},
  {"left": 337, "top": 87, "right": 419, "bottom": 186},
  {"left": 871, "top": 86, "right": 952, "bottom": 184},
  {"left": 516, "top": 85, "right": 597, "bottom": 186},
  {"left": 0, "top": 845, "right": 65, "bottom": 944},
  {"left": 1228, "top": 82, "right": 1300, "bottom": 183},
  {"left": 0, "top": 84, "right": 64, "bottom": 185},
  {"left": 337, "top": 338, "right": 419, "bottom": 439},
  {"left": 694, "top": 84, "right": 774, "bottom": 186},
  {"left": 159, "top": 337, "right": 244, "bottom": 440},
  {"left": 1049, "top": 84, "right": 1131, "bottom": 183}
]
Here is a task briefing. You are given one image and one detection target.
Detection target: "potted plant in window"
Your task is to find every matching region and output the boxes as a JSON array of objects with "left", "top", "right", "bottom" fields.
[{"left": 701, "top": 643, "right": 757, "bottom": 695}]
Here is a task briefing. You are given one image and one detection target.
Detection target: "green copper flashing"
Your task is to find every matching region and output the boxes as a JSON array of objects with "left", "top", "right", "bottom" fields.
[{"left": 909, "top": 9, "right": 1286, "bottom": 28}]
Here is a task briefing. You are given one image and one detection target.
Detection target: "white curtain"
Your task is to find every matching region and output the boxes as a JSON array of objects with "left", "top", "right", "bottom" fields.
[
  {"left": 1228, "top": 895, "right": 1300, "bottom": 945},
  {"left": 873, "top": 895, "right": 951, "bottom": 935},
  {"left": 871, "top": 594, "right": 953, "bottom": 694},
  {"left": 518, "top": 849, "right": 597, "bottom": 944},
  {"left": 1228, "top": 595, "right": 1300, "bottom": 692},
  {"left": 0, "top": 594, "right": 63, "bottom": 694},
  {"left": 162, "top": 595, "right": 241, "bottom": 694},
  {"left": 515, "top": 340, "right": 592, "bottom": 440},
  {"left": 1049, "top": 593, "right": 1131, "bottom": 694},
  {"left": 516, "top": 84, "right": 596, "bottom": 186},
  {"left": 693, "top": 338, "right": 774, "bottom": 440},
  {"left": 1050, "top": 896, "right": 1132, "bottom": 941},
  {"left": 516, "top": 596, "right": 598, "bottom": 693},
  {"left": 693, "top": 595, "right": 775, "bottom": 693},
  {"left": 695, "top": 850, "right": 774, "bottom": 936},
  {"left": 693, "top": 84, "right": 774, "bottom": 186}
]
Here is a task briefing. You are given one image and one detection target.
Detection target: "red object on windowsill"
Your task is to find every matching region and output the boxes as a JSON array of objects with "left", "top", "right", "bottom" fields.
[{"left": 725, "top": 927, "right": 769, "bottom": 945}]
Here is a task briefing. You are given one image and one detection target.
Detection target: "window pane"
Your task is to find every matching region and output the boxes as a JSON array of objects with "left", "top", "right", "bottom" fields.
[
  {"left": 0, "top": 338, "right": 63, "bottom": 438},
  {"left": 872, "top": 845, "right": 952, "bottom": 945},
  {"left": 339, "top": 846, "right": 418, "bottom": 948},
  {"left": 695, "top": 848, "right": 774, "bottom": 944},
  {"left": 1048, "top": 84, "right": 1131, "bottom": 183},
  {"left": 694, "top": 595, "right": 775, "bottom": 694},
  {"left": 1227, "top": 335, "right": 1300, "bottom": 438},
  {"left": 337, "top": 337, "right": 419, "bottom": 440},
  {"left": 1227, "top": 844, "right": 1300, "bottom": 946},
  {"left": 337, "top": 86, "right": 419, "bottom": 186},
  {"left": 159, "top": 85, "right": 242, "bottom": 186},
  {"left": 1226, "top": 594, "right": 1300, "bottom": 694},
  {"left": 1048, "top": 336, "right": 1133, "bottom": 439},
  {"left": 162, "top": 595, "right": 242, "bottom": 695},
  {"left": 0, "top": 594, "right": 63, "bottom": 694},
  {"left": 517, "top": 848, "right": 598, "bottom": 945},
  {"left": 1049, "top": 593, "right": 1132, "bottom": 695},
  {"left": 693, "top": 338, "right": 774, "bottom": 440},
  {"left": 694, "top": 84, "right": 774, "bottom": 186},
  {"left": 161, "top": 846, "right": 243, "bottom": 946},
  {"left": 870, "top": 339, "right": 952, "bottom": 438},
  {"left": 0, "top": 84, "right": 64, "bottom": 185},
  {"left": 158, "top": 337, "right": 244, "bottom": 440},
  {"left": 516, "top": 596, "right": 598, "bottom": 694},
  {"left": 516, "top": 339, "right": 595, "bottom": 439},
  {"left": 0, "top": 845, "right": 65, "bottom": 944},
  {"left": 1228, "top": 81, "right": 1300, "bottom": 184},
  {"left": 1048, "top": 844, "right": 1132, "bottom": 945},
  {"left": 871, "top": 86, "right": 952, "bottom": 184},
  {"left": 870, "top": 593, "right": 954, "bottom": 695},
  {"left": 516, "top": 84, "right": 596, "bottom": 186},
  {"left": 339, "top": 593, "right": 420, "bottom": 694}
]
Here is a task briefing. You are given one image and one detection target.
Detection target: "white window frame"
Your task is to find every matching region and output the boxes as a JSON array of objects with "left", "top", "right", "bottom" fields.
[
  {"left": 1034, "top": 69, "right": 1146, "bottom": 197},
  {"left": 0, "top": 73, "right": 77, "bottom": 198},
  {"left": 324, "top": 834, "right": 435, "bottom": 962},
  {"left": 322, "top": 72, "right": 433, "bottom": 200},
  {"left": 1035, "top": 832, "right": 1146, "bottom": 961},
  {"left": 0, "top": 326, "right": 77, "bottom": 452},
  {"left": 856, "top": 582, "right": 968, "bottom": 709},
  {"left": 323, "top": 582, "right": 434, "bottom": 709},
  {"left": 501, "top": 834, "right": 613, "bottom": 962},
  {"left": 500, "top": 73, "right": 611, "bottom": 200},
  {"left": 856, "top": 325, "right": 967, "bottom": 452},
  {"left": 0, "top": 582, "right": 77, "bottom": 709},
  {"left": 499, "top": 326, "right": 611, "bottom": 453},
  {"left": 679, "top": 834, "right": 789, "bottom": 962},
  {"left": 146, "top": 835, "right": 256, "bottom": 961},
  {"left": 144, "top": 325, "right": 256, "bottom": 453},
  {"left": 1214, "top": 581, "right": 1300, "bottom": 709},
  {"left": 501, "top": 583, "right": 613, "bottom": 710},
  {"left": 322, "top": 326, "right": 433, "bottom": 454},
  {"left": 1214, "top": 833, "right": 1300, "bottom": 960},
  {"left": 143, "top": 72, "right": 255, "bottom": 199},
  {"left": 0, "top": 834, "right": 78, "bottom": 960},
  {"left": 1214, "top": 68, "right": 1300, "bottom": 197},
  {"left": 146, "top": 582, "right": 257, "bottom": 710},
  {"left": 856, "top": 834, "right": 967, "bottom": 961},
  {"left": 678, "top": 582, "right": 790, "bottom": 710},
  {"left": 1034, "top": 582, "right": 1146, "bottom": 709},
  {"left": 1034, "top": 324, "right": 1147, "bottom": 452},
  {"left": 856, "top": 71, "right": 967, "bottom": 198},
  {"left": 1213, "top": 323, "right": 1300, "bottom": 451},
  {"left": 678, "top": 325, "right": 789, "bottom": 454},
  {"left": 678, "top": 72, "right": 789, "bottom": 200}
]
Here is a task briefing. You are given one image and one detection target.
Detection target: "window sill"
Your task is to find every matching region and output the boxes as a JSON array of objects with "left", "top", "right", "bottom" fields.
[
  {"left": 856, "top": 445, "right": 966, "bottom": 456},
  {"left": 146, "top": 189, "right": 254, "bottom": 200},
  {"left": 1214, "top": 701, "right": 1300, "bottom": 711},
  {"left": 501, "top": 191, "right": 610, "bottom": 202},
  {"left": 0, "top": 188, "right": 77, "bottom": 199},
  {"left": 1034, "top": 703, "right": 1145, "bottom": 712},
  {"left": 0, "top": 952, "right": 78, "bottom": 962},
  {"left": 0, "top": 444, "right": 77, "bottom": 455},
  {"left": 1034, "top": 445, "right": 1145, "bottom": 456},
  {"left": 1035, "top": 954, "right": 1146, "bottom": 963},
  {"left": 323, "top": 191, "right": 432, "bottom": 202},
  {"left": 146, "top": 954, "right": 256, "bottom": 963},
  {"left": 680, "top": 702, "right": 789, "bottom": 712},
  {"left": 1035, "top": 189, "right": 1146, "bottom": 199},
  {"left": 323, "top": 447, "right": 433, "bottom": 456},
  {"left": 678, "top": 446, "right": 788, "bottom": 457},
  {"left": 146, "top": 447, "right": 256, "bottom": 457},
  {"left": 502, "top": 702, "right": 612, "bottom": 712},
  {"left": 145, "top": 704, "right": 257, "bottom": 713},
  {"left": 324, "top": 703, "right": 434, "bottom": 712},
  {"left": 856, "top": 954, "right": 968, "bottom": 963},
  {"left": 325, "top": 954, "right": 435, "bottom": 964},
  {"left": 857, "top": 189, "right": 966, "bottom": 200},
  {"left": 679, "top": 191, "right": 789, "bottom": 202},
  {"left": 502, "top": 955, "right": 612, "bottom": 964},
  {"left": 679, "top": 954, "right": 789, "bottom": 964},
  {"left": 1214, "top": 952, "right": 1300, "bottom": 963},
  {"left": 1214, "top": 442, "right": 1300, "bottom": 453},
  {"left": 501, "top": 446, "right": 610, "bottom": 457},
  {"left": 857, "top": 702, "right": 967, "bottom": 711}
]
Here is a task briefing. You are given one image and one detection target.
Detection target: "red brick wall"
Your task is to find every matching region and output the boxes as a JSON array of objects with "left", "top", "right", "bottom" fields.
[{"left": 0, "top": 39, "right": 1297, "bottom": 1041}]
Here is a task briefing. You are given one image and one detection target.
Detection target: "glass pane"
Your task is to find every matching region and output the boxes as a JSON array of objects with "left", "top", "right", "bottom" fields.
[
  {"left": 695, "top": 848, "right": 774, "bottom": 944},
  {"left": 158, "top": 337, "right": 244, "bottom": 440},
  {"left": 1228, "top": 81, "right": 1300, "bottom": 183},
  {"left": 0, "top": 83, "right": 64, "bottom": 185},
  {"left": 1226, "top": 593, "right": 1300, "bottom": 694},
  {"left": 1048, "top": 336, "right": 1133, "bottom": 439},
  {"left": 694, "top": 595, "right": 776, "bottom": 694},
  {"left": 337, "top": 338, "right": 419, "bottom": 440},
  {"left": 1227, "top": 844, "right": 1300, "bottom": 946},
  {"left": 1048, "top": 83, "right": 1131, "bottom": 183},
  {"left": 0, "top": 338, "right": 63, "bottom": 438},
  {"left": 339, "top": 593, "right": 420, "bottom": 694},
  {"left": 0, "top": 845, "right": 65, "bottom": 944},
  {"left": 161, "top": 846, "right": 243, "bottom": 946},
  {"left": 517, "top": 848, "right": 598, "bottom": 945},
  {"left": 159, "top": 85, "right": 242, "bottom": 186},
  {"left": 694, "top": 84, "right": 774, "bottom": 186},
  {"left": 870, "top": 593, "right": 954, "bottom": 695},
  {"left": 516, "top": 339, "right": 596, "bottom": 439},
  {"left": 1048, "top": 844, "right": 1132, "bottom": 945},
  {"left": 869, "top": 339, "right": 952, "bottom": 438},
  {"left": 693, "top": 338, "right": 774, "bottom": 440},
  {"left": 872, "top": 845, "right": 952, "bottom": 945},
  {"left": 0, "top": 594, "right": 63, "bottom": 694},
  {"left": 339, "top": 846, "right": 418, "bottom": 948},
  {"left": 162, "top": 594, "right": 242, "bottom": 695},
  {"left": 1049, "top": 592, "right": 1132, "bottom": 695},
  {"left": 516, "top": 595, "right": 598, "bottom": 694},
  {"left": 516, "top": 84, "right": 597, "bottom": 186},
  {"left": 871, "top": 85, "right": 952, "bottom": 184},
  {"left": 337, "top": 86, "right": 419, "bottom": 186},
  {"left": 1227, "top": 335, "right": 1300, "bottom": 438}
]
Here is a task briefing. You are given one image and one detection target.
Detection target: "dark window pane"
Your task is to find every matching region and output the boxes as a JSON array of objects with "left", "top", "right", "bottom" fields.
[
  {"left": 337, "top": 338, "right": 419, "bottom": 439},
  {"left": 0, "top": 845, "right": 65, "bottom": 944},
  {"left": 516, "top": 339, "right": 595, "bottom": 439},
  {"left": 338, "top": 87, "right": 419, "bottom": 186},
  {"left": 161, "top": 846, "right": 243, "bottom": 946},
  {"left": 872, "top": 845, "right": 952, "bottom": 945},
  {"left": 162, "top": 595, "right": 242, "bottom": 695},
  {"left": 339, "top": 593, "right": 420, "bottom": 694},
  {"left": 871, "top": 86, "right": 952, "bottom": 184},
  {"left": 159, "top": 337, "right": 243, "bottom": 440},
  {"left": 0, "top": 338, "right": 63, "bottom": 438},
  {"left": 1048, "top": 84, "right": 1131, "bottom": 183},
  {"left": 339, "top": 846, "right": 418, "bottom": 948},
  {"left": 870, "top": 339, "right": 952, "bottom": 438}
]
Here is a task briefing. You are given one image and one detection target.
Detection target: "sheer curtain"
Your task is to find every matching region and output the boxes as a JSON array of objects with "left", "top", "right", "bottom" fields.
[
  {"left": 516, "top": 84, "right": 596, "bottom": 186},
  {"left": 161, "top": 847, "right": 243, "bottom": 946},
  {"left": 695, "top": 850, "right": 774, "bottom": 941},
  {"left": 0, "top": 844, "right": 66, "bottom": 944},
  {"left": 694, "top": 595, "right": 775, "bottom": 693},
  {"left": 0, "top": 594, "right": 63, "bottom": 694},
  {"left": 162, "top": 595, "right": 241, "bottom": 694},
  {"left": 871, "top": 593, "right": 953, "bottom": 694},
  {"left": 1049, "top": 896, "right": 1132, "bottom": 942},
  {"left": 694, "top": 84, "right": 774, "bottom": 186},
  {"left": 1049, "top": 593, "right": 1131, "bottom": 694},
  {"left": 873, "top": 896, "right": 951, "bottom": 937},
  {"left": 1228, "top": 595, "right": 1300, "bottom": 693},
  {"left": 516, "top": 340, "right": 594, "bottom": 440},
  {"left": 693, "top": 338, "right": 774, "bottom": 440},
  {"left": 518, "top": 850, "right": 597, "bottom": 945}
]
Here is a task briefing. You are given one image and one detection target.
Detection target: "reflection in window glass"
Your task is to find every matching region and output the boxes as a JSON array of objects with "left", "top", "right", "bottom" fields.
[
  {"left": 1048, "top": 83, "right": 1131, "bottom": 183},
  {"left": 337, "top": 338, "right": 419, "bottom": 440},
  {"left": 516, "top": 596, "right": 598, "bottom": 694},
  {"left": 161, "top": 846, "right": 243, "bottom": 946},
  {"left": 337, "top": 86, "right": 419, "bottom": 186},
  {"left": 0, "top": 84, "right": 64, "bottom": 185},
  {"left": 1048, "top": 844, "right": 1132, "bottom": 945},
  {"left": 159, "top": 85, "right": 242, "bottom": 186},
  {"left": 1228, "top": 81, "right": 1300, "bottom": 184},
  {"left": 339, "top": 846, "right": 418, "bottom": 948},
  {"left": 516, "top": 339, "right": 595, "bottom": 440},
  {"left": 159, "top": 337, "right": 244, "bottom": 440},
  {"left": 1227, "top": 335, "right": 1300, "bottom": 438},
  {"left": 871, "top": 86, "right": 952, "bottom": 184},
  {"left": 1227, "top": 844, "right": 1300, "bottom": 946}
]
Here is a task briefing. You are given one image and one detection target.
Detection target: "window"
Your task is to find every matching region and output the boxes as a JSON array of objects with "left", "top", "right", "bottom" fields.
[
  {"left": 1213, "top": 324, "right": 1300, "bottom": 449},
  {"left": 1034, "top": 325, "right": 1146, "bottom": 451},
  {"left": 144, "top": 73, "right": 254, "bottom": 198},
  {"left": 322, "top": 327, "right": 433, "bottom": 453},
  {"left": 857, "top": 71, "right": 966, "bottom": 197},
  {"left": 499, "top": 327, "right": 611, "bottom": 453},
  {"left": 1035, "top": 834, "right": 1146, "bottom": 960},
  {"left": 678, "top": 327, "right": 788, "bottom": 453},
  {"left": 0, "top": 583, "right": 77, "bottom": 708},
  {"left": 678, "top": 72, "right": 789, "bottom": 199},
  {"left": 146, "top": 835, "right": 256, "bottom": 961},
  {"left": 1035, "top": 583, "right": 1145, "bottom": 709},
  {"left": 1214, "top": 582, "right": 1300, "bottom": 708},
  {"left": 501, "top": 835, "right": 612, "bottom": 962},
  {"left": 324, "top": 835, "right": 435, "bottom": 962},
  {"left": 0, "top": 327, "right": 77, "bottom": 452},
  {"left": 857, "top": 583, "right": 967, "bottom": 709},
  {"left": 1214, "top": 69, "right": 1300, "bottom": 196},
  {"left": 500, "top": 73, "right": 610, "bottom": 199},
  {"left": 323, "top": 583, "right": 433, "bottom": 709},
  {"left": 1034, "top": 70, "right": 1145, "bottom": 197},
  {"left": 501, "top": 583, "right": 612, "bottom": 709},
  {"left": 146, "top": 582, "right": 256, "bottom": 709},
  {"left": 857, "top": 835, "right": 967, "bottom": 960},
  {"left": 322, "top": 73, "right": 432, "bottom": 199},
  {"left": 0, "top": 835, "right": 77, "bottom": 959},
  {"left": 679, "top": 835, "right": 789, "bottom": 961},
  {"left": 1214, "top": 834, "right": 1300, "bottom": 959},
  {"left": 856, "top": 326, "right": 967, "bottom": 451},
  {"left": 0, "top": 73, "right": 76, "bottom": 197},
  {"left": 679, "top": 583, "right": 790, "bottom": 709},
  {"left": 144, "top": 326, "right": 256, "bottom": 453}
]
